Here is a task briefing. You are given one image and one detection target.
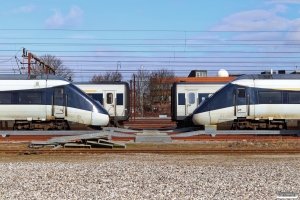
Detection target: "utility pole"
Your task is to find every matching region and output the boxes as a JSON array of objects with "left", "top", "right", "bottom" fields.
[
  {"left": 140, "top": 65, "right": 144, "bottom": 117},
  {"left": 21, "top": 48, "right": 56, "bottom": 75}
]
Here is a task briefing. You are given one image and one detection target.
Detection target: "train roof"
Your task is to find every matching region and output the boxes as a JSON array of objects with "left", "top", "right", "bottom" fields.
[
  {"left": 74, "top": 81, "right": 129, "bottom": 85},
  {"left": 172, "top": 82, "right": 228, "bottom": 86},
  {"left": 0, "top": 74, "right": 68, "bottom": 81},
  {"left": 233, "top": 74, "right": 300, "bottom": 81}
]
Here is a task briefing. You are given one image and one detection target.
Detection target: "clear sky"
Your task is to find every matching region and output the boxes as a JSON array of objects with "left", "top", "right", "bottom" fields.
[{"left": 1, "top": 0, "right": 300, "bottom": 81}]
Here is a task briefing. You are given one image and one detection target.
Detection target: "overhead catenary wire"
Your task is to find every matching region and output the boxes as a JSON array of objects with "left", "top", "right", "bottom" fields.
[{"left": 1, "top": 29, "right": 300, "bottom": 81}]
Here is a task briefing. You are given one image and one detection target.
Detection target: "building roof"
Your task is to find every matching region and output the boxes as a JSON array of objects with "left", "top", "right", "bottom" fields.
[{"left": 174, "top": 76, "right": 237, "bottom": 83}]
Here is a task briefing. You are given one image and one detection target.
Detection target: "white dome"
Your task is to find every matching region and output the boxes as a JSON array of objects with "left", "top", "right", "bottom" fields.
[{"left": 218, "top": 69, "right": 229, "bottom": 77}]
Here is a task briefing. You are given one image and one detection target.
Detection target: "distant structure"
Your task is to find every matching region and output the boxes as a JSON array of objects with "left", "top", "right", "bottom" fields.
[
  {"left": 217, "top": 69, "right": 229, "bottom": 77},
  {"left": 176, "top": 69, "right": 235, "bottom": 83},
  {"left": 188, "top": 70, "right": 207, "bottom": 77}
]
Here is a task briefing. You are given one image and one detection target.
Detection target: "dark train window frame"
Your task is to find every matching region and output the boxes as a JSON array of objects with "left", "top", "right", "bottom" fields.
[
  {"left": 237, "top": 88, "right": 246, "bottom": 98},
  {"left": 54, "top": 88, "right": 64, "bottom": 106},
  {"left": 18, "top": 91, "right": 42, "bottom": 104},
  {"left": 116, "top": 93, "right": 123, "bottom": 105},
  {"left": 89, "top": 93, "right": 103, "bottom": 105},
  {"left": 0, "top": 92, "right": 12, "bottom": 104},
  {"left": 288, "top": 92, "right": 300, "bottom": 104},
  {"left": 258, "top": 91, "right": 282, "bottom": 104},
  {"left": 198, "top": 93, "right": 210, "bottom": 104},
  {"left": 107, "top": 93, "right": 113, "bottom": 104},
  {"left": 54, "top": 88, "right": 64, "bottom": 98},
  {"left": 178, "top": 93, "right": 185, "bottom": 105}
]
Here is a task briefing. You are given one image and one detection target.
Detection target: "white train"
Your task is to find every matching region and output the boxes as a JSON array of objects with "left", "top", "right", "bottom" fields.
[
  {"left": 171, "top": 82, "right": 226, "bottom": 127},
  {"left": 75, "top": 82, "right": 130, "bottom": 127},
  {"left": 0, "top": 74, "right": 109, "bottom": 130},
  {"left": 192, "top": 74, "right": 300, "bottom": 130}
]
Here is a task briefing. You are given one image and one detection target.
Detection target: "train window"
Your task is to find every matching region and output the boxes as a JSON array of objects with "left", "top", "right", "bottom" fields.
[
  {"left": 54, "top": 88, "right": 64, "bottom": 106},
  {"left": 238, "top": 88, "right": 245, "bottom": 98},
  {"left": 178, "top": 93, "right": 185, "bottom": 105},
  {"left": 19, "top": 92, "right": 42, "bottom": 104},
  {"left": 289, "top": 92, "right": 300, "bottom": 104},
  {"left": 282, "top": 91, "right": 288, "bottom": 104},
  {"left": 55, "top": 88, "right": 64, "bottom": 98},
  {"left": 258, "top": 92, "right": 282, "bottom": 104},
  {"left": 188, "top": 92, "right": 195, "bottom": 104},
  {"left": 198, "top": 93, "right": 210, "bottom": 104},
  {"left": 117, "top": 93, "right": 123, "bottom": 105},
  {"left": 89, "top": 93, "right": 103, "bottom": 104},
  {"left": 107, "top": 93, "right": 113, "bottom": 104},
  {"left": 0, "top": 92, "right": 11, "bottom": 104},
  {"left": 12, "top": 92, "right": 18, "bottom": 104}
]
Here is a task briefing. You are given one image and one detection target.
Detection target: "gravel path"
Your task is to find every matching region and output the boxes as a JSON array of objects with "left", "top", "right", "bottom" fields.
[{"left": 0, "top": 154, "right": 299, "bottom": 199}]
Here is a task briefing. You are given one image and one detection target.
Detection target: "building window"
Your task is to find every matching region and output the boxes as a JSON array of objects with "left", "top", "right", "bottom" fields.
[{"left": 196, "top": 71, "right": 207, "bottom": 77}]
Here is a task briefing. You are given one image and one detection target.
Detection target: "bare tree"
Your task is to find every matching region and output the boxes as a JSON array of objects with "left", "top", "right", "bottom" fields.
[
  {"left": 91, "top": 71, "right": 122, "bottom": 82},
  {"left": 91, "top": 74, "right": 103, "bottom": 82},
  {"left": 147, "top": 68, "right": 176, "bottom": 115},
  {"left": 32, "top": 54, "right": 74, "bottom": 81},
  {"left": 131, "top": 68, "right": 151, "bottom": 117},
  {"left": 131, "top": 68, "right": 175, "bottom": 117}
]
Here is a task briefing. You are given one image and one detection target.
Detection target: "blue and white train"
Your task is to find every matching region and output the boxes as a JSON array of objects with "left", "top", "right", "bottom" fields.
[
  {"left": 192, "top": 74, "right": 300, "bottom": 130},
  {"left": 0, "top": 74, "right": 109, "bottom": 130}
]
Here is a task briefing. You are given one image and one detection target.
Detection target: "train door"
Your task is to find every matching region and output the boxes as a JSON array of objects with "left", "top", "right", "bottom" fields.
[
  {"left": 186, "top": 90, "right": 197, "bottom": 115},
  {"left": 235, "top": 87, "right": 248, "bottom": 117},
  {"left": 104, "top": 91, "right": 115, "bottom": 116},
  {"left": 54, "top": 87, "right": 65, "bottom": 118}
]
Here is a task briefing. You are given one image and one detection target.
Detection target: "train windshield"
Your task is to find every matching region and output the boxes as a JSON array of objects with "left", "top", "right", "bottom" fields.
[{"left": 65, "top": 84, "right": 108, "bottom": 114}]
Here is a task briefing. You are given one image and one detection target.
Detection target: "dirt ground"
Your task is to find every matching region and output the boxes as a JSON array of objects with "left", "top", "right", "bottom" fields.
[
  {"left": 0, "top": 140, "right": 300, "bottom": 150},
  {"left": 0, "top": 140, "right": 299, "bottom": 162}
]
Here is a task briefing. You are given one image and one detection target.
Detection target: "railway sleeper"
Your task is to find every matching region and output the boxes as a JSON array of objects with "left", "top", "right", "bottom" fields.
[{"left": 231, "top": 118, "right": 287, "bottom": 130}]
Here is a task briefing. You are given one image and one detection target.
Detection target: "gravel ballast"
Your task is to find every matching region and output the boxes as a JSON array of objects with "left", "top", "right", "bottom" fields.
[{"left": 0, "top": 152, "right": 299, "bottom": 199}]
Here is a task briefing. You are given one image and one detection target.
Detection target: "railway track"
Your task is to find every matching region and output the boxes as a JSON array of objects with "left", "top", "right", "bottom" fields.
[
  {"left": 2, "top": 148, "right": 300, "bottom": 155},
  {"left": 1, "top": 130, "right": 300, "bottom": 142}
]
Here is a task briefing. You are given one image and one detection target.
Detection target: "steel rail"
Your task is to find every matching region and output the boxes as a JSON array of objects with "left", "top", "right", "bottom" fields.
[{"left": 2, "top": 149, "right": 300, "bottom": 155}]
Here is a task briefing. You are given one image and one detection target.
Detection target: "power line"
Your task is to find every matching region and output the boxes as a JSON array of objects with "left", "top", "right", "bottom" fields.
[
  {"left": 1, "top": 55, "right": 299, "bottom": 59},
  {"left": 3, "top": 37, "right": 300, "bottom": 42},
  {"left": 1, "top": 28, "right": 300, "bottom": 32},
  {"left": 2, "top": 49, "right": 300, "bottom": 53}
]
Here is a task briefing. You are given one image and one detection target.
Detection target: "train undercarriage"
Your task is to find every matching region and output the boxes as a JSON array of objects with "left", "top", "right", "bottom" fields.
[
  {"left": 13, "top": 120, "right": 71, "bottom": 130},
  {"left": 231, "top": 118, "right": 287, "bottom": 130}
]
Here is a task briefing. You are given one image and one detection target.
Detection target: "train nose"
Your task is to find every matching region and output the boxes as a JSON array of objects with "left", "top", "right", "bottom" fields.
[
  {"left": 192, "top": 111, "right": 211, "bottom": 126},
  {"left": 92, "top": 112, "right": 109, "bottom": 126}
]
